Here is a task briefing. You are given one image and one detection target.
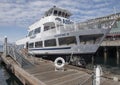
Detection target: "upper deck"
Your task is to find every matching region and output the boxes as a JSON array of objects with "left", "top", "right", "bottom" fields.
[
  {"left": 27, "top": 6, "right": 74, "bottom": 37},
  {"left": 29, "top": 6, "right": 72, "bottom": 30}
]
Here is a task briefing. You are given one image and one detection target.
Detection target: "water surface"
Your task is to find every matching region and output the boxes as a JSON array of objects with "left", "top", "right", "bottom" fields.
[{"left": 0, "top": 61, "right": 23, "bottom": 85}]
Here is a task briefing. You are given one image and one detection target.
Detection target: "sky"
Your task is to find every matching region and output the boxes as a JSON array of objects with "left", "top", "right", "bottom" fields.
[{"left": 0, "top": 0, "right": 120, "bottom": 43}]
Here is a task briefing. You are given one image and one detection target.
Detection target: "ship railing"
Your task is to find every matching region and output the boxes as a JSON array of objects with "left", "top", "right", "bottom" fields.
[
  {"left": 79, "top": 19, "right": 117, "bottom": 30},
  {"left": 56, "top": 19, "right": 116, "bottom": 33}
]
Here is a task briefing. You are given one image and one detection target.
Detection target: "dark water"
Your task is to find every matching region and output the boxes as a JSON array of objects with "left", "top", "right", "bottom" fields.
[
  {"left": 90, "top": 46, "right": 120, "bottom": 74},
  {"left": 95, "top": 47, "right": 120, "bottom": 66},
  {"left": 0, "top": 45, "right": 23, "bottom": 85},
  {"left": 0, "top": 63, "right": 23, "bottom": 85}
]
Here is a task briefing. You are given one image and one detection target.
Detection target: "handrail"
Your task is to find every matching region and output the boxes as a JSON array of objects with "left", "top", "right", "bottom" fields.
[
  {"left": 7, "top": 44, "right": 34, "bottom": 68},
  {"left": 55, "top": 19, "right": 117, "bottom": 34}
]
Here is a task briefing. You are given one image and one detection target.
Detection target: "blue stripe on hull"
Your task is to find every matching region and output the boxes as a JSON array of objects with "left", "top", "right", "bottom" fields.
[{"left": 29, "top": 47, "right": 71, "bottom": 51}]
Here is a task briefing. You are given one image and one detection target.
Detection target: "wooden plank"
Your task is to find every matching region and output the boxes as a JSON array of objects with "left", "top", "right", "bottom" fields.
[
  {"left": 13, "top": 65, "right": 47, "bottom": 85},
  {"left": 26, "top": 65, "right": 54, "bottom": 74},
  {"left": 45, "top": 72, "right": 86, "bottom": 85},
  {"left": 53, "top": 74, "right": 89, "bottom": 85},
  {"left": 36, "top": 70, "right": 75, "bottom": 81}
]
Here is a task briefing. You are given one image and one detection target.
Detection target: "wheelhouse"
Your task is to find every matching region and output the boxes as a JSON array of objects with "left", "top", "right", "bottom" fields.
[{"left": 44, "top": 6, "right": 72, "bottom": 18}]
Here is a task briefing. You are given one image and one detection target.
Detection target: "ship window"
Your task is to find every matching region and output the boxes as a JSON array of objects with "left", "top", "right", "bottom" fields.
[
  {"left": 28, "top": 43, "right": 34, "bottom": 48},
  {"left": 79, "top": 34, "right": 103, "bottom": 44},
  {"left": 44, "top": 39, "right": 56, "bottom": 47},
  {"left": 34, "top": 27, "right": 40, "bottom": 34},
  {"left": 44, "top": 26, "right": 50, "bottom": 31},
  {"left": 44, "top": 22, "right": 55, "bottom": 31},
  {"left": 28, "top": 30, "right": 33, "bottom": 36},
  {"left": 62, "top": 12, "right": 65, "bottom": 17},
  {"left": 58, "top": 11, "right": 61, "bottom": 16},
  {"left": 65, "top": 13, "right": 68, "bottom": 18},
  {"left": 35, "top": 41, "right": 42, "bottom": 48},
  {"left": 47, "top": 10, "right": 52, "bottom": 16},
  {"left": 54, "top": 10, "right": 57, "bottom": 15},
  {"left": 58, "top": 36, "right": 77, "bottom": 46}
]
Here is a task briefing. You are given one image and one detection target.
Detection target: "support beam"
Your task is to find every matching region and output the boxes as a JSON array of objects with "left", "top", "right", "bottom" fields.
[
  {"left": 116, "top": 47, "right": 119, "bottom": 66},
  {"left": 104, "top": 47, "right": 107, "bottom": 65},
  {"left": 92, "top": 55, "right": 94, "bottom": 65}
]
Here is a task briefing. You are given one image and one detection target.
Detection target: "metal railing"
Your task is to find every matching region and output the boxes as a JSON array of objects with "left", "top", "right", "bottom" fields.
[
  {"left": 7, "top": 44, "right": 34, "bottom": 68},
  {"left": 56, "top": 19, "right": 116, "bottom": 34}
]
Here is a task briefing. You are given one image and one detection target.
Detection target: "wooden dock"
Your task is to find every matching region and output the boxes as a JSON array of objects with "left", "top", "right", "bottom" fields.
[{"left": 0, "top": 52, "right": 120, "bottom": 85}]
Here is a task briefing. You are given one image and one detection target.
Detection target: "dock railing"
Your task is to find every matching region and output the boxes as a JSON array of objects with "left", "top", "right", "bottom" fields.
[
  {"left": 3, "top": 37, "right": 34, "bottom": 68},
  {"left": 7, "top": 44, "right": 34, "bottom": 68}
]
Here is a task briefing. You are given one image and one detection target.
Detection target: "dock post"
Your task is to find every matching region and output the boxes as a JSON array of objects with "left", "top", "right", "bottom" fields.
[
  {"left": 4, "top": 36, "right": 7, "bottom": 56},
  {"left": 104, "top": 47, "right": 107, "bottom": 65},
  {"left": 116, "top": 46, "right": 119, "bottom": 66},
  {"left": 95, "top": 65, "right": 102, "bottom": 85}
]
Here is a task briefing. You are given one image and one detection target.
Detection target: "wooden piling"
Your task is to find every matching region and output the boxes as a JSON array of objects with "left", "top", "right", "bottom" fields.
[
  {"left": 104, "top": 47, "right": 107, "bottom": 65},
  {"left": 116, "top": 47, "right": 120, "bottom": 66}
]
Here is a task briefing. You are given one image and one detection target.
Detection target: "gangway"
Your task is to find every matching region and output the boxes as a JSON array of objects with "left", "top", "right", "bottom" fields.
[{"left": 6, "top": 44, "right": 34, "bottom": 68}]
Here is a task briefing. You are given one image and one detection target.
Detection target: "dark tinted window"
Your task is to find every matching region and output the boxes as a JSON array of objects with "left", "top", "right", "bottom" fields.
[
  {"left": 79, "top": 34, "right": 103, "bottom": 44},
  {"left": 58, "top": 36, "right": 77, "bottom": 45},
  {"left": 54, "top": 10, "right": 57, "bottom": 15},
  {"left": 44, "top": 39, "right": 56, "bottom": 47},
  {"left": 44, "top": 26, "right": 50, "bottom": 31},
  {"left": 34, "top": 27, "right": 40, "bottom": 34},
  {"left": 58, "top": 11, "right": 61, "bottom": 16},
  {"left": 35, "top": 41, "right": 42, "bottom": 48},
  {"left": 28, "top": 30, "right": 33, "bottom": 36},
  {"left": 44, "top": 22, "right": 55, "bottom": 31},
  {"left": 28, "top": 43, "right": 34, "bottom": 48},
  {"left": 62, "top": 12, "right": 65, "bottom": 17}
]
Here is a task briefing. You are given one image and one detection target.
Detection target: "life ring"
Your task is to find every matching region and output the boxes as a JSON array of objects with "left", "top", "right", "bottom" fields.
[{"left": 54, "top": 57, "right": 65, "bottom": 69}]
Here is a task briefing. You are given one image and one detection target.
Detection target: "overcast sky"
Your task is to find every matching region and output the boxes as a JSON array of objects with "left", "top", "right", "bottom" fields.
[{"left": 0, "top": 0, "right": 120, "bottom": 43}]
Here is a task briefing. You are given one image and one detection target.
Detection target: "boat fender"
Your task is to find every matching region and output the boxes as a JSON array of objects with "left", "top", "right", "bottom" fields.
[{"left": 54, "top": 57, "right": 65, "bottom": 69}]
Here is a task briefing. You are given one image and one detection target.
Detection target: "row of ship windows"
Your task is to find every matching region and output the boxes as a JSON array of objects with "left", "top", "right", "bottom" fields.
[
  {"left": 53, "top": 10, "right": 70, "bottom": 18},
  {"left": 45, "top": 9, "right": 70, "bottom": 18},
  {"left": 28, "top": 23, "right": 55, "bottom": 37},
  {"left": 28, "top": 35, "right": 102, "bottom": 48},
  {"left": 28, "top": 36, "right": 76, "bottom": 48}
]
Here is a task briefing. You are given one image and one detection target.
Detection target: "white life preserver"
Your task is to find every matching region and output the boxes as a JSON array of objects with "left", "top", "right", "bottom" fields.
[{"left": 54, "top": 57, "right": 65, "bottom": 69}]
